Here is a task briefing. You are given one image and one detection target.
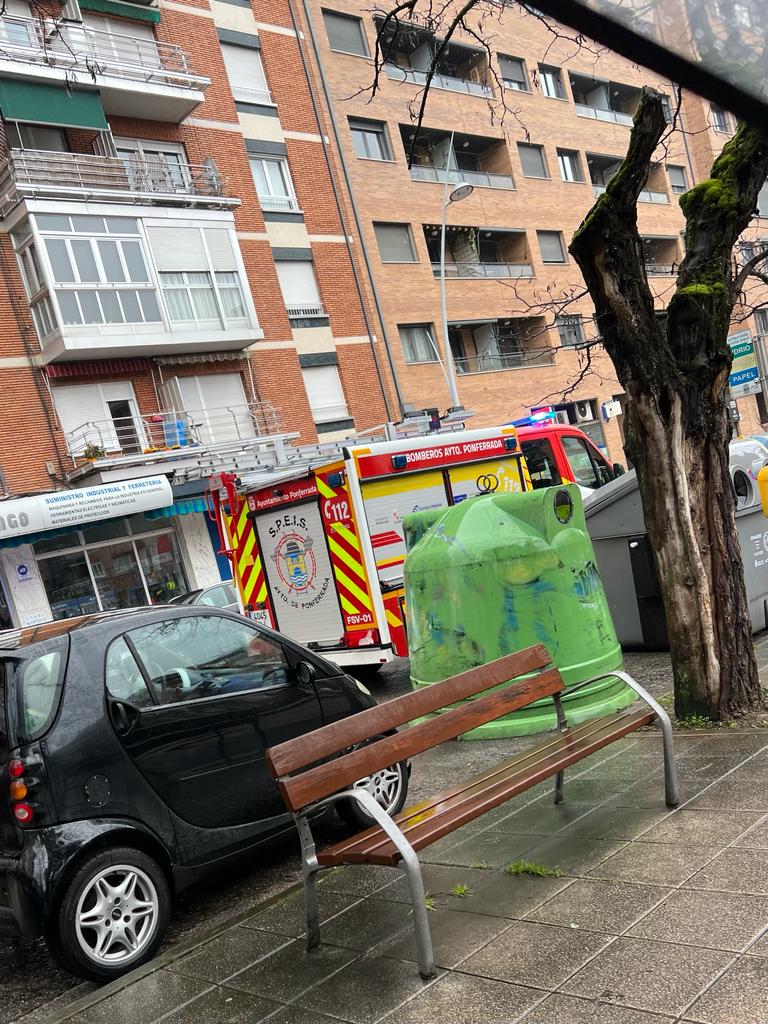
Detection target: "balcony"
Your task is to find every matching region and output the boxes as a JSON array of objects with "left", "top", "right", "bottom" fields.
[
  {"left": 425, "top": 225, "right": 532, "bottom": 279},
  {"left": 570, "top": 72, "right": 640, "bottom": 127},
  {"left": 402, "top": 126, "right": 515, "bottom": 190},
  {"left": 0, "top": 149, "right": 237, "bottom": 218},
  {"left": 286, "top": 303, "right": 326, "bottom": 319},
  {"left": 0, "top": 14, "right": 209, "bottom": 121},
  {"left": 260, "top": 194, "right": 300, "bottom": 213},
  {"left": 312, "top": 403, "right": 350, "bottom": 424},
  {"left": 377, "top": 17, "right": 491, "bottom": 98},
  {"left": 64, "top": 403, "right": 282, "bottom": 467},
  {"left": 643, "top": 236, "right": 679, "bottom": 276},
  {"left": 449, "top": 317, "right": 554, "bottom": 374},
  {"left": 385, "top": 63, "right": 491, "bottom": 97},
  {"left": 432, "top": 262, "right": 533, "bottom": 279}
]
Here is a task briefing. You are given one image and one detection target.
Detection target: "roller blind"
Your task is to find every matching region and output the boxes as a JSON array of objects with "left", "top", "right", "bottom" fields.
[{"left": 275, "top": 261, "right": 321, "bottom": 305}]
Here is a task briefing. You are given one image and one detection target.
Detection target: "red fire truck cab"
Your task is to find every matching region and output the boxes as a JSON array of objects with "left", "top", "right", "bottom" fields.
[{"left": 517, "top": 423, "right": 624, "bottom": 494}]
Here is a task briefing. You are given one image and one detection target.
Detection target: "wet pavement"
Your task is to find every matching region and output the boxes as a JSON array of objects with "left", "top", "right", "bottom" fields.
[{"left": 37, "top": 728, "right": 768, "bottom": 1024}]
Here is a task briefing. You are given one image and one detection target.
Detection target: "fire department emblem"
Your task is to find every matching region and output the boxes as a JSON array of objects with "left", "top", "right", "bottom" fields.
[{"left": 273, "top": 532, "right": 316, "bottom": 593}]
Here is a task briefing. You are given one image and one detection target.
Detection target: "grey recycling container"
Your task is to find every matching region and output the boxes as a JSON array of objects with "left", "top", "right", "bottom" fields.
[{"left": 584, "top": 444, "right": 768, "bottom": 649}]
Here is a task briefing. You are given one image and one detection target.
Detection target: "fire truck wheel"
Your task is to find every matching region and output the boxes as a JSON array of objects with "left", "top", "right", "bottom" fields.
[{"left": 337, "top": 757, "right": 409, "bottom": 829}]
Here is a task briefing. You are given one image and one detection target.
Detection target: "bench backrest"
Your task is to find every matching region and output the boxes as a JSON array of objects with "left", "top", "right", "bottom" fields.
[{"left": 265, "top": 645, "right": 562, "bottom": 813}]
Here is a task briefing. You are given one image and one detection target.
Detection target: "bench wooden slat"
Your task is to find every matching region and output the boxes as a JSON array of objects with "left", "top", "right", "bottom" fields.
[
  {"left": 316, "top": 709, "right": 656, "bottom": 866},
  {"left": 278, "top": 667, "right": 563, "bottom": 811},
  {"left": 266, "top": 645, "right": 551, "bottom": 779},
  {"left": 316, "top": 708, "right": 642, "bottom": 862}
]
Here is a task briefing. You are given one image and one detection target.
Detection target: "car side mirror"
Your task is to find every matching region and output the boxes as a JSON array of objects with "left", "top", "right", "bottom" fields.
[
  {"left": 613, "top": 463, "right": 625, "bottom": 477},
  {"left": 296, "top": 661, "right": 316, "bottom": 686}
]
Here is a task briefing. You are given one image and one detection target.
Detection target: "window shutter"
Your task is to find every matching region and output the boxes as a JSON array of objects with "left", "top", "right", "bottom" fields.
[
  {"left": 221, "top": 44, "right": 270, "bottom": 103},
  {"left": 374, "top": 224, "right": 415, "bottom": 262},
  {"left": 301, "top": 365, "right": 347, "bottom": 416},
  {"left": 195, "top": 372, "right": 247, "bottom": 409},
  {"left": 499, "top": 55, "right": 527, "bottom": 88},
  {"left": 537, "top": 231, "right": 566, "bottom": 262},
  {"left": 275, "top": 261, "right": 321, "bottom": 305},
  {"left": 52, "top": 383, "right": 104, "bottom": 437},
  {"left": 518, "top": 143, "right": 547, "bottom": 177},
  {"left": 322, "top": 11, "right": 367, "bottom": 55},
  {"left": 147, "top": 226, "right": 207, "bottom": 271},
  {"left": 204, "top": 228, "right": 236, "bottom": 270}
]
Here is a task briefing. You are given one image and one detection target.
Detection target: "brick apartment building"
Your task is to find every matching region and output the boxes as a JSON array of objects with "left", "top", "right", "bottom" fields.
[
  {"left": 0, "top": 0, "right": 765, "bottom": 629},
  {"left": 298, "top": 0, "right": 768, "bottom": 457},
  {"left": 0, "top": 0, "right": 394, "bottom": 627}
]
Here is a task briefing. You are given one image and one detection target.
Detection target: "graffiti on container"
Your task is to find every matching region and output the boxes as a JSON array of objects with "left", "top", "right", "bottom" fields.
[{"left": 572, "top": 562, "right": 601, "bottom": 599}]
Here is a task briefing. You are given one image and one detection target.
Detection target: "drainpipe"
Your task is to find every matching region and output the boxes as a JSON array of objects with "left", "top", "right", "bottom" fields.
[{"left": 286, "top": 0, "right": 405, "bottom": 417}]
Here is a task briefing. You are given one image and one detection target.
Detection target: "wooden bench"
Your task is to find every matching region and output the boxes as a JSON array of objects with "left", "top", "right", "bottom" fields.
[{"left": 265, "top": 645, "right": 679, "bottom": 979}]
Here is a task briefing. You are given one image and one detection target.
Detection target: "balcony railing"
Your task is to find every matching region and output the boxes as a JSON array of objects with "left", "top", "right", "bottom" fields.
[
  {"left": 286, "top": 303, "right": 326, "bottom": 319},
  {"left": 0, "top": 14, "right": 207, "bottom": 90},
  {"left": 312, "top": 404, "right": 350, "bottom": 424},
  {"left": 575, "top": 103, "right": 635, "bottom": 126},
  {"left": 0, "top": 150, "right": 235, "bottom": 216},
  {"left": 645, "top": 263, "right": 677, "bottom": 275},
  {"left": 433, "top": 262, "right": 534, "bottom": 279},
  {"left": 259, "top": 194, "right": 300, "bottom": 212},
  {"left": 65, "top": 403, "right": 281, "bottom": 464},
  {"left": 454, "top": 348, "right": 555, "bottom": 374},
  {"left": 385, "top": 62, "right": 492, "bottom": 96},
  {"left": 409, "top": 165, "right": 515, "bottom": 190}
]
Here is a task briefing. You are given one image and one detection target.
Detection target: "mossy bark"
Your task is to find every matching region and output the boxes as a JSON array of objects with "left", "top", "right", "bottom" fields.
[{"left": 570, "top": 90, "right": 768, "bottom": 719}]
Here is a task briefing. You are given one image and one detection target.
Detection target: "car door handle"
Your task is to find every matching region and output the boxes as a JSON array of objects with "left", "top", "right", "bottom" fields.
[{"left": 110, "top": 701, "right": 140, "bottom": 737}]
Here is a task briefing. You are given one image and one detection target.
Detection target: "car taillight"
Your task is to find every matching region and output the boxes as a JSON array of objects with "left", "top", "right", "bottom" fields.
[
  {"left": 12, "top": 802, "right": 33, "bottom": 824},
  {"left": 7, "top": 756, "right": 35, "bottom": 827}
]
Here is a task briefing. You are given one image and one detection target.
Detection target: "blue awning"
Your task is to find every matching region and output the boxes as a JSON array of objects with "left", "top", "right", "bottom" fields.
[{"left": 146, "top": 498, "right": 211, "bottom": 519}]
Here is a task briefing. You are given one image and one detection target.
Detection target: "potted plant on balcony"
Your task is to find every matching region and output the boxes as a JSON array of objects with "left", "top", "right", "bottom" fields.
[{"left": 83, "top": 441, "right": 106, "bottom": 461}]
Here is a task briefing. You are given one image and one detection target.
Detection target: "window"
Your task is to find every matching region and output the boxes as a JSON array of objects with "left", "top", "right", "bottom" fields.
[
  {"left": 710, "top": 105, "right": 730, "bottom": 132},
  {"left": 115, "top": 138, "right": 190, "bottom": 191},
  {"left": 37, "top": 216, "right": 162, "bottom": 328},
  {"left": 17, "top": 641, "right": 65, "bottom": 741},
  {"left": 499, "top": 55, "right": 529, "bottom": 91},
  {"left": 757, "top": 180, "right": 768, "bottom": 218},
  {"left": 755, "top": 309, "right": 768, "bottom": 335},
  {"left": 105, "top": 637, "right": 155, "bottom": 708},
  {"left": 349, "top": 118, "right": 391, "bottom": 160},
  {"left": 660, "top": 94, "right": 673, "bottom": 122},
  {"left": 52, "top": 381, "right": 141, "bottom": 454},
  {"left": 302, "top": 364, "right": 349, "bottom": 423},
  {"left": 399, "top": 323, "right": 438, "bottom": 363},
  {"left": 275, "top": 261, "right": 324, "bottom": 317},
  {"left": 80, "top": 13, "right": 159, "bottom": 66},
  {"left": 519, "top": 438, "right": 561, "bottom": 489},
  {"left": 221, "top": 43, "right": 272, "bottom": 105},
  {"left": 160, "top": 372, "right": 251, "bottom": 443},
  {"left": 557, "top": 149, "right": 584, "bottom": 182},
  {"left": 518, "top": 143, "right": 549, "bottom": 178},
  {"left": 561, "top": 434, "right": 611, "bottom": 489},
  {"left": 539, "top": 65, "right": 565, "bottom": 99},
  {"left": 374, "top": 223, "right": 417, "bottom": 262},
  {"left": 249, "top": 156, "right": 298, "bottom": 212},
  {"left": 537, "top": 230, "right": 567, "bottom": 263},
  {"left": 147, "top": 225, "right": 248, "bottom": 328},
  {"left": 322, "top": 10, "right": 368, "bottom": 55},
  {"left": 556, "top": 314, "right": 585, "bottom": 347},
  {"left": 6, "top": 122, "right": 67, "bottom": 151},
  {"left": 667, "top": 165, "right": 688, "bottom": 194},
  {"left": 127, "top": 615, "right": 289, "bottom": 704}
]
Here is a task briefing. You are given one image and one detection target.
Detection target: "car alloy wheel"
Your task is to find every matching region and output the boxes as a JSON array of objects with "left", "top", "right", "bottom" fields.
[
  {"left": 74, "top": 864, "right": 159, "bottom": 967},
  {"left": 351, "top": 763, "right": 405, "bottom": 815}
]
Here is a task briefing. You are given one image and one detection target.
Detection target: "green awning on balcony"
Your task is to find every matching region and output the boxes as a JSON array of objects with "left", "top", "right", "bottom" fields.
[
  {"left": 0, "top": 81, "right": 109, "bottom": 130},
  {"left": 80, "top": 0, "right": 161, "bottom": 23}
]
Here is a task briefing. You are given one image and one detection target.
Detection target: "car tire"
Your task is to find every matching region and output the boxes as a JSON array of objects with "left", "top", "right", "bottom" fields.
[
  {"left": 336, "top": 746, "right": 409, "bottom": 829},
  {"left": 49, "top": 846, "right": 170, "bottom": 982}
]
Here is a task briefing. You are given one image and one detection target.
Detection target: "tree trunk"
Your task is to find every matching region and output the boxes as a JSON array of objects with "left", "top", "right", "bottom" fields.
[{"left": 570, "top": 89, "right": 768, "bottom": 719}]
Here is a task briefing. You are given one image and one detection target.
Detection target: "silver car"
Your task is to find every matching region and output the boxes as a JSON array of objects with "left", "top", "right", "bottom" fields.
[{"left": 168, "top": 580, "right": 239, "bottom": 612}]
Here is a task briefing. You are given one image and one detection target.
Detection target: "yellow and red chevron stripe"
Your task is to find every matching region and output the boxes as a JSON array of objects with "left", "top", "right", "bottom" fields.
[
  {"left": 316, "top": 466, "right": 376, "bottom": 634},
  {"left": 225, "top": 501, "right": 272, "bottom": 622}
]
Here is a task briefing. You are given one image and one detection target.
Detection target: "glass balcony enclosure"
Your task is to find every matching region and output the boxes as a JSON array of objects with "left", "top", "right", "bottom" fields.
[
  {"left": 448, "top": 317, "right": 554, "bottom": 374},
  {"left": 375, "top": 16, "right": 491, "bottom": 96},
  {"left": 424, "top": 225, "right": 533, "bottom": 278},
  {"left": 401, "top": 125, "right": 515, "bottom": 190},
  {"left": 569, "top": 71, "right": 641, "bottom": 125},
  {"left": 10, "top": 211, "right": 261, "bottom": 361}
]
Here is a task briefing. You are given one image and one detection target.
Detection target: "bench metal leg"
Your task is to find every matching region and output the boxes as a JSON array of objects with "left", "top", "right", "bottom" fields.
[
  {"left": 553, "top": 694, "right": 567, "bottom": 805},
  {"left": 400, "top": 847, "right": 436, "bottom": 979},
  {"left": 554, "top": 770, "right": 564, "bottom": 805},
  {"left": 296, "top": 814, "right": 322, "bottom": 950}
]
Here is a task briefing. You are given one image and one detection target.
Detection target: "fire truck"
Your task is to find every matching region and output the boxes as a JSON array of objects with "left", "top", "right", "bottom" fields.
[{"left": 209, "top": 424, "right": 529, "bottom": 667}]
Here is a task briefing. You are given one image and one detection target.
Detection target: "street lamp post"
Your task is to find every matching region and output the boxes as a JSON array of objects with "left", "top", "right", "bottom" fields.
[{"left": 439, "top": 176, "right": 474, "bottom": 409}]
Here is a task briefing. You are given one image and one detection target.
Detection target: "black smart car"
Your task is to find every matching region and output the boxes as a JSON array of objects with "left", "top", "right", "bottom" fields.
[{"left": 0, "top": 607, "right": 408, "bottom": 981}]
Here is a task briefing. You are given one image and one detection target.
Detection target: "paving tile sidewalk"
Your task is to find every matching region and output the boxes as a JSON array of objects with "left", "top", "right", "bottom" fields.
[{"left": 45, "top": 731, "right": 768, "bottom": 1024}]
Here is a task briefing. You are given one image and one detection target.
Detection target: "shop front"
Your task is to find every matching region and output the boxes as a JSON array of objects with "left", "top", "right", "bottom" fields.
[{"left": 0, "top": 476, "right": 208, "bottom": 627}]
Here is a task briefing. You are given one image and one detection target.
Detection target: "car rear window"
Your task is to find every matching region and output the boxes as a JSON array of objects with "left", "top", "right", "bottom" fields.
[{"left": 16, "top": 638, "right": 67, "bottom": 742}]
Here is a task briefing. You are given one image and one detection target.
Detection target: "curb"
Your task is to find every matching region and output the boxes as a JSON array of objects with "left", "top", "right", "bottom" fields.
[{"left": 41, "top": 877, "right": 306, "bottom": 1024}]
